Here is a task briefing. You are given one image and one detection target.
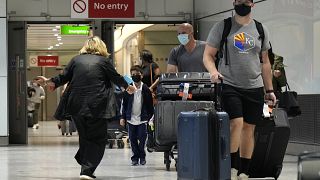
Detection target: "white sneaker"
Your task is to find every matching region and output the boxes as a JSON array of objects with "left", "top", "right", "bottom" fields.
[
  {"left": 231, "top": 168, "right": 238, "bottom": 180},
  {"left": 238, "top": 173, "right": 249, "bottom": 180},
  {"left": 79, "top": 175, "right": 94, "bottom": 180}
]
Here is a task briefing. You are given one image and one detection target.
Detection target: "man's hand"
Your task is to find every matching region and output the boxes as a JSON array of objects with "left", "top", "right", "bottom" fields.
[
  {"left": 265, "top": 92, "right": 277, "bottom": 106},
  {"left": 210, "top": 71, "right": 223, "bottom": 83},
  {"left": 120, "top": 119, "right": 126, "bottom": 127},
  {"left": 273, "top": 70, "right": 281, "bottom": 78}
]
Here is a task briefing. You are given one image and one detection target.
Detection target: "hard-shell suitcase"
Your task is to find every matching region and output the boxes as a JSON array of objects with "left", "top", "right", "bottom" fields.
[
  {"left": 298, "top": 152, "right": 320, "bottom": 180},
  {"left": 157, "top": 72, "right": 214, "bottom": 101},
  {"left": 177, "top": 108, "right": 230, "bottom": 180},
  {"left": 154, "top": 101, "right": 214, "bottom": 148},
  {"left": 248, "top": 108, "right": 290, "bottom": 179}
]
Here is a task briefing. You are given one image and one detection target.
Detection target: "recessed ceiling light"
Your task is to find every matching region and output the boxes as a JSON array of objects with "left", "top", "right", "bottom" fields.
[
  {"left": 59, "top": 42, "right": 63, "bottom": 45},
  {"left": 55, "top": 44, "right": 60, "bottom": 46},
  {"left": 52, "top": 28, "right": 57, "bottom": 31},
  {"left": 57, "top": 39, "right": 61, "bottom": 41},
  {"left": 56, "top": 25, "right": 60, "bottom": 28},
  {"left": 57, "top": 36, "right": 61, "bottom": 39},
  {"left": 54, "top": 34, "right": 58, "bottom": 36}
]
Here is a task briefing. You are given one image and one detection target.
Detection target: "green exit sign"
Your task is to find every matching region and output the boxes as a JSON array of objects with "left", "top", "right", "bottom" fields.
[{"left": 60, "top": 25, "right": 90, "bottom": 35}]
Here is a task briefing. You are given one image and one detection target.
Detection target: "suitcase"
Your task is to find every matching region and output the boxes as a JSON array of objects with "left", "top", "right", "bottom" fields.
[
  {"left": 248, "top": 108, "right": 290, "bottom": 179},
  {"left": 298, "top": 152, "right": 320, "bottom": 180},
  {"left": 177, "top": 108, "right": 230, "bottom": 180},
  {"left": 154, "top": 101, "right": 214, "bottom": 149},
  {"left": 157, "top": 72, "right": 214, "bottom": 101}
]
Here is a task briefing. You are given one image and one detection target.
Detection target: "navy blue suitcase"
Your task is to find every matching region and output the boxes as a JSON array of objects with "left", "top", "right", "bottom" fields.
[{"left": 177, "top": 108, "right": 231, "bottom": 180}]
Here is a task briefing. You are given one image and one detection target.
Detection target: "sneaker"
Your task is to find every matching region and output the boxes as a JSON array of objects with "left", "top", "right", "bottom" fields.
[
  {"left": 131, "top": 160, "right": 138, "bottom": 166},
  {"left": 79, "top": 175, "right": 94, "bottom": 180},
  {"left": 238, "top": 173, "right": 249, "bottom": 180},
  {"left": 140, "top": 159, "right": 146, "bottom": 165},
  {"left": 231, "top": 168, "right": 238, "bottom": 180}
]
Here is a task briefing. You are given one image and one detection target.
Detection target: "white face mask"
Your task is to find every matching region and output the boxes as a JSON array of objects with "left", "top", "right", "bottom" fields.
[{"left": 177, "top": 34, "right": 190, "bottom": 45}]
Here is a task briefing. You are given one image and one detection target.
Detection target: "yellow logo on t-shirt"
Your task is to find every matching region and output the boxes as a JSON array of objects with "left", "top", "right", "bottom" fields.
[{"left": 234, "top": 32, "right": 255, "bottom": 52}]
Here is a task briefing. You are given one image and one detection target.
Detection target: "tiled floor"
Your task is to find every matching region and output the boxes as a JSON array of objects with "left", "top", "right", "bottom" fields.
[{"left": 0, "top": 121, "right": 297, "bottom": 180}]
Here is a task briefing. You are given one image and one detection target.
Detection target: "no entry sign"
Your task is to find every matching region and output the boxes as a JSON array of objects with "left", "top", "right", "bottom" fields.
[
  {"left": 71, "top": 0, "right": 135, "bottom": 19},
  {"left": 38, "top": 56, "right": 59, "bottom": 67}
]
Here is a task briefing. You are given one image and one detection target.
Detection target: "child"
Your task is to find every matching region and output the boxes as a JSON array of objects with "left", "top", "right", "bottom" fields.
[{"left": 120, "top": 65, "right": 154, "bottom": 166}]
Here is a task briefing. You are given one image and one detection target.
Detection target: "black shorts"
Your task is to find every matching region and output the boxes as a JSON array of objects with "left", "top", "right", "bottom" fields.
[{"left": 221, "top": 84, "right": 264, "bottom": 125}]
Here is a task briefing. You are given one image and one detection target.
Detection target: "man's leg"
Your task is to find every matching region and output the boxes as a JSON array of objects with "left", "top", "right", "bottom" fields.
[
  {"left": 230, "top": 117, "right": 243, "bottom": 179},
  {"left": 239, "top": 122, "right": 255, "bottom": 176}
]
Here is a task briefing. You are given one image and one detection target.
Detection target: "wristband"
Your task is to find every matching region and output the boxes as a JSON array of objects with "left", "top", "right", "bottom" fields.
[{"left": 266, "top": 90, "right": 274, "bottom": 93}]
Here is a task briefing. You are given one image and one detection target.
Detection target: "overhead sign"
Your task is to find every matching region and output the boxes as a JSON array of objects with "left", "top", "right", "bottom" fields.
[
  {"left": 71, "top": 0, "right": 135, "bottom": 19},
  {"left": 61, "top": 25, "right": 90, "bottom": 35},
  {"left": 29, "top": 56, "right": 38, "bottom": 67},
  {"left": 38, "top": 56, "right": 59, "bottom": 67}
]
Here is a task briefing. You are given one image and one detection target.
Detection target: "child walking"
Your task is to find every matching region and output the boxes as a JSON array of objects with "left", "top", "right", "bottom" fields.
[{"left": 120, "top": 65, "right": 154, "bottom": 166}]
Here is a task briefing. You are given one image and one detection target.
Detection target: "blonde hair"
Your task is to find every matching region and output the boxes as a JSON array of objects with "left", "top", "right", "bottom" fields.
[{"left": 79, "top": 36, "right": 110, "bottom": 57}]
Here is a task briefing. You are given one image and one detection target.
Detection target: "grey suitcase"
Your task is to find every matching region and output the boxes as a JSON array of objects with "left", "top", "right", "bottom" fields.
[
  {"left": 177, "top": 108, "right": 230, "bottom": 180},
  {"left": 154, "top": 101, "right": 214, "bottom": 148}
]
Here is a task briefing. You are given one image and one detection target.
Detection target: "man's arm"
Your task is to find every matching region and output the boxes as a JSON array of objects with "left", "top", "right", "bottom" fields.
[
  {"left": 261, "top": 50, "right": 277, "bottom": 104},
  {"left": 261, "top": 51, "right": 273, "bottom": 91},
  {"left": 166, "top": 64, "right": 178, "bottom": 73},
  {"left": 203, "top": 44, "right": 222, "bottom": 82}
]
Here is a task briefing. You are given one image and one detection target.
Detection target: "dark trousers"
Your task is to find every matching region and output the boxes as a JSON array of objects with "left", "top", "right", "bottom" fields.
[
  {"left": 128, "top": 123, "right": 147, "bottom": 162},
  {"left": 72, "top": 115, "right": 108, "bottom": 176}
]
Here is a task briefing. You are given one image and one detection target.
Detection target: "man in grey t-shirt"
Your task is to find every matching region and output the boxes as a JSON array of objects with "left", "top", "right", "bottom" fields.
[
  {"left": 203, "top": 0, "right": 276, "bottom": 179},
  {"left": 167, "top": 23, "right": 207, "bottom": 72}
]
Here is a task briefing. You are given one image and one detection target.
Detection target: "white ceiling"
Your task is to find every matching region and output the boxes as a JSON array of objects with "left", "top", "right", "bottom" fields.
[{"left": 27, "top": 24, "right": 178, "bottom": 51}]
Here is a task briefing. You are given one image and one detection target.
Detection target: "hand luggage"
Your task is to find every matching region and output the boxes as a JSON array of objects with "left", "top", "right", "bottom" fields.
[
  {"left": 248, "top": 108, "right": 290, "bottom": 179},
  {"left": 154, "top": 101, "right": 214, "bottom": 148},
  {"left": 298, "top": 152, "right": 320, "bottom": 180},
  {"left": 157, "top": 72, "right": 214, "bottom": 101},
  {"left": 177, "top": 108, "right": 231, "bottom": 180}
]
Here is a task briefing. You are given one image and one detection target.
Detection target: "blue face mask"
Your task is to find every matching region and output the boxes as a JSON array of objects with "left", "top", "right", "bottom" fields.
[{"left": 177, "top": 34, "right": 190, "bottom": 45}]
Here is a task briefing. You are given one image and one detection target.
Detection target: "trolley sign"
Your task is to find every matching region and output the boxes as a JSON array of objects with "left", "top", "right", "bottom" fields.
[{"left": 71, "top": 0, "right": 135, "bottom": 19}]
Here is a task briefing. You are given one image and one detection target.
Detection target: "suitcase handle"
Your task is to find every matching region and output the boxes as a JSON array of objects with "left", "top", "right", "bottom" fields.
[{"left": 214, "top": 78, "right": 223, "bottom": 111}]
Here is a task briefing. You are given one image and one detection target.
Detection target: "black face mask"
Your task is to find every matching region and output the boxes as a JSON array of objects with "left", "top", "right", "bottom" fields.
[
  {"left": 234, "top": 4, "right": 251, "bottom": 16},
  {"left": 132, "top": 75, "right": 142, "bottom": 83}
]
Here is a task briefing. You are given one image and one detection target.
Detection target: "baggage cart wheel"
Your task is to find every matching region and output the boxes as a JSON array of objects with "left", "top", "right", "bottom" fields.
[
  {"left": 117, "top": 140, "right": 124, "bottom": 149},
  {"left": 108, "top": 140, "right": 114, "bottom": 149},
  {"left": 165, "top": 161, "right": 171, "bottom": 171}
]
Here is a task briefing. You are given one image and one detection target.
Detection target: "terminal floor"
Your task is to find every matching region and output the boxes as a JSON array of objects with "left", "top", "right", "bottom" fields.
[{"left": 0, "top": 121, "right": 297, "bottom": 180}]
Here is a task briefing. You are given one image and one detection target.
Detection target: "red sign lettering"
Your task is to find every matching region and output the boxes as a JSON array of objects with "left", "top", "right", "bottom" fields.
[
  {"left": 37, "top": 56, "right": 59, "bottom": 66},
  {"left": 89, "top": 0, "right": 134, "bottom": 18}
]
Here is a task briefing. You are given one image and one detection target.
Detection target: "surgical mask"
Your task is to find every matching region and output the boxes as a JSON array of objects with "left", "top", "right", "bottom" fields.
[
  {"left": 131, "top": 75, "right": 141, "bottom": 83},
  {"left": 177, "top": 34, "right": 190, "bottom": 45},
  {"left": 234, "top": 4, "right": 251, "bottom": 16}
]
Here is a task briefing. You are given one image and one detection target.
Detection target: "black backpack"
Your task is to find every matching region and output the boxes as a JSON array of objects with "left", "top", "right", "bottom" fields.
[{"left": 215, "top": 17, "right": 265, "bottom": 67}]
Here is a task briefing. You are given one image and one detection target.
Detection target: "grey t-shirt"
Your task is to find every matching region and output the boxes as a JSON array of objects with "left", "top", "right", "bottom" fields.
[
  {"left": 168, "top": 40, "right": 207, "bottom": 72},
  {"left": 206, "top": 17, "right": 270, "bottom": 89}
]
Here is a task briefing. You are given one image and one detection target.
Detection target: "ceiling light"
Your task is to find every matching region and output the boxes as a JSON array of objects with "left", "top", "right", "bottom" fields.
[
  {"left": 55, "top": 44, "right": 60, "bottom": 47},
  {"left": 52, "top": 28, "right": 57, "bottom": 31},
  {"left": 54, "top": 34, "right": 58, "bottom": 36},
  {"left": 48, "top": 47, "right": 51, "bottom": 50},
  {"left": 56, "top": 25, "right": 60, "bottom": 28},
  {"left": 50, "top": 46, "right": 53, "bottom": 48},
  {"left": 57, "top": 39, "right": 61, "bottom": 41},
  {"left": 59, "top": 42, "right": 63, "bottom": 45},
  {"left": 57, "top": 36, "right": 61, "bottom": 39}
]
